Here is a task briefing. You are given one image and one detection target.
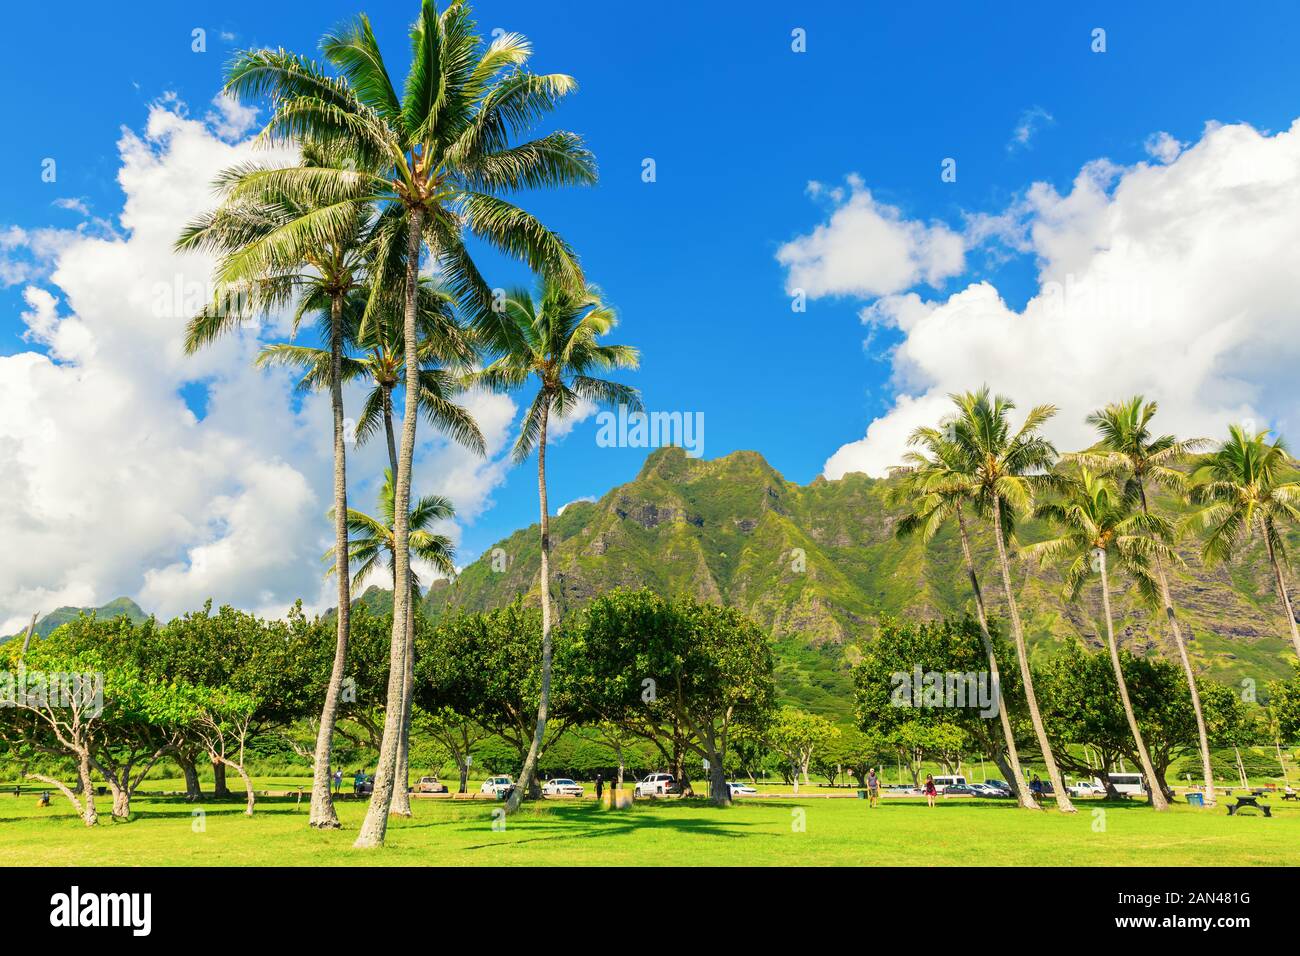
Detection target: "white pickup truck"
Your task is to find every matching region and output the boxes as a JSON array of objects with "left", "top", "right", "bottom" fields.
[{"left": 634, "top": 773, "right": 677, "bottom": 797}]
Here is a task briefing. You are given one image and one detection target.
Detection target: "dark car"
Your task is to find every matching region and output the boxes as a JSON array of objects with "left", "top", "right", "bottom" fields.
[{"left": 942, "top": 783, "right": 980, "bottom": 797}]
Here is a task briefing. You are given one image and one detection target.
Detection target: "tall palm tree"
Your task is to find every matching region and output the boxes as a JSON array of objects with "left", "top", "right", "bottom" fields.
[
  {"left": 1025, "top": 466, "right": 1174, "bottom": 809},
  {"left": 223, "top": 0, "right": 595, "bottom": 848},
  {"left": 479, "top": 281, "right": 640, "bottom": 811},
  {"left": 1075, "top": 397, "right": 1216, "bottom": 804},
  {"left": 946, "top": 388, "right": 1076, "bottom": 811},
  {"left": 176, "top": 151, "right": 376, "bottom": 830},
  {"left": 257, "top": 283, "right": 483, "bottom": 815},
  {"left": 1187, "top": 426, "right": 1300, "bottom": 659},
  {"left": 892, "top": 428, "right": 1036, "bottom": 810}
]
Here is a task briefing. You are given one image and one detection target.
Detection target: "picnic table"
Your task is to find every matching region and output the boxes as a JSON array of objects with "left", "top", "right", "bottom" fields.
[
  {"left": 1282, "top": 790, "right": 1298, "bottom": 802},
  {"left": 1226, "top": 794, "right": 1272, "bottom": 817}
]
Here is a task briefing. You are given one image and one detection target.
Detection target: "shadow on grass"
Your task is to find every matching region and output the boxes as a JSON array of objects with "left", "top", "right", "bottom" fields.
[{"left": 444, "top": 801, "right": 758, "bottom": 850}]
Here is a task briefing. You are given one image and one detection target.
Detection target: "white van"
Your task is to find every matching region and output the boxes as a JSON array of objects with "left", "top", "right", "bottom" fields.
[
  {"left": 1101, "top": 773, "right": 1145, "bottom": 797},
  {"left": 932, "top": 775, "right": 967, "bottom": 793}
]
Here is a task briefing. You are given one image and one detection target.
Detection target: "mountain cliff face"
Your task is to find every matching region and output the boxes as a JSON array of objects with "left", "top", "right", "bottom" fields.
[{"left": 421, "top": 447, "right": 1298, "bottom": 714}]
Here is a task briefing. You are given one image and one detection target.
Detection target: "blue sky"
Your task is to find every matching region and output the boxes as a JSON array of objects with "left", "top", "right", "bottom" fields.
[{"left": 3, "top": 1, "right": 1299, "bottom": 619}]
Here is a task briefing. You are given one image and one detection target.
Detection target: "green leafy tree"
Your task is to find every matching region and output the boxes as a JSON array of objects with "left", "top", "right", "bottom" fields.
[
  {"left": 766, "top": 708, "right": 839, "bottom": 793},
  {"left": 562, "top": 589, "right": 775, "bottom": 806}
]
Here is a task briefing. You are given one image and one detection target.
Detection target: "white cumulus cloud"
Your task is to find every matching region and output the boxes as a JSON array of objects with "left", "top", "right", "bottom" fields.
[
  {"left": 0, "top": 99, "right": 515, "bottom": 632},
  {"left": 777, "top": 175, "right": 966, "bottom": 299},
  {"left": 814, "top": 119, "right": 1300, "bottom": 478}
]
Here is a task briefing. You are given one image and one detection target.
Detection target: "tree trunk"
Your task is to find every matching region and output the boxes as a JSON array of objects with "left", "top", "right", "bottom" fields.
[
  {"left": 990, "top": 496, "right": 1075, "bottom": 812},
  {"left": 212, "top": 759, "right": 231, "bottom": 798},
  {"left": 355, "top": 206, "right": 424, "bottom": 849},
  {"left": 1139, "top": 485, "right": 1215, "bottom": 806},
  {"left": 176, "top": 750, "right": 203, "bottom": 802},
  {"left": 391, "top": 573, "right": 416, "bottom": 817},
  {"left": 78, "top": 753, "right": 98, "bottom": 826},
  {"left": 508, "top": 398, "right": 553, "bottom": 813},
  {"left": 1097, "top": 552, "right": 1168, "bottom": 810},
  {"left": 1263, "top": 519, "right": 1300, "bottom": 659},
  {"left": 110, "top": 783, "right": 130, "bottom": 819},
  {"left": 991, "top": 750, "right": 1022, "bottom": 799},
  {"left": 309, "top": 291, "right": 352, "bottom": 830},
  {"left": 458, "top": 761, "right": 469, "bottom": 794},
  {"left": 709, "top": 758, "right": 730, "bottom": 807},
  {"left": 20, "top": 612, "right": 37, "bottom": 655},
  {"left": 383, "top": 385, "right": 416, "bottom": 819},
  {"left": 955, "top": 504, "right": 1035, "bottom": 810}
]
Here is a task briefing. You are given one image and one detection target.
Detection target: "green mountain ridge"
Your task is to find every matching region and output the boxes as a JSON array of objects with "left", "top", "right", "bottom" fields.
[
  {"left": 406, "top": 446, "right": 1298, "bottom": 716},
  {"left": 2, "top": 597, "right": 148, "bottom": 645}
]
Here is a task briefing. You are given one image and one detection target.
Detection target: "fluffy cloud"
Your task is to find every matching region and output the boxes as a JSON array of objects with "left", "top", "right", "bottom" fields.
[
  {"left": 0, "top": 100, "right": 515, "bottom": 632},
  {"left": 777, "top": 175, "right": 966, "bottom": 299},
  {"left": 815, "top": 119, "right": 1300, "bottom": 478}
]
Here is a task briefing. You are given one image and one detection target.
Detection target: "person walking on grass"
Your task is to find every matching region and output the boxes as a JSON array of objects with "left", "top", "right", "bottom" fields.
[
  {"left": 924, "top": 774, "right": 937, "bottom": 808},
  {"left": 867, "top": 768, "right": 880, "bottom": 808},
  {"left": 333, "top": 770, "right": 342, "bottom": 795},
  {"left": 595, "top": 773, "right": 604, "bottom": 803}
]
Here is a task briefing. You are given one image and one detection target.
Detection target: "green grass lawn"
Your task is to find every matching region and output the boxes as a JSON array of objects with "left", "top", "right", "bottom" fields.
[{"left": 2, "top": 782, "right": 1296, "bottom": 866}]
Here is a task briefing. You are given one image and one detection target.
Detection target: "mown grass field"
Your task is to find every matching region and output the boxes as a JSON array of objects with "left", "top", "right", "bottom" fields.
[{"left": 2, "top": 780, "right": 1296, "bottom": 867}]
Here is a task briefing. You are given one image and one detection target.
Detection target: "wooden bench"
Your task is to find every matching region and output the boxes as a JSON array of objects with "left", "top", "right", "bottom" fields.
[{"left": 1226, "top": 795, "right": 1271, "bottom": 817}]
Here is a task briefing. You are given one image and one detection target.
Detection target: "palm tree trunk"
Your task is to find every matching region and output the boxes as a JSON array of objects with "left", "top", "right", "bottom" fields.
[
  {"left": 508, "top": 398, "right": 553, "bottom": 813},
  {"left": 355, "top": 207, "right": 424, "bottom": 849},
  {"left": 1263, "top": 519, "right": 1300, "bottom": 659},
  {"left": 309, "top": 291, "right": 351, "bottom": 830},
  {"left": 382, "top": 393, "right": 416, "bottom": 819},
  {"left": 391, "top": 569, "right": 416, "bottom": 817},
  {"left": 1097, "top": 552, "right": 1168, "bottom": 809},
  {"left": 1139, "top": 484, "right": 1215, "bottom": 805},
  {"left": 990, "top": 496, "right": 1076, "bottom": 812},
  {"left": 955, "top": 504, "right": 1035, "bottom": 810}
]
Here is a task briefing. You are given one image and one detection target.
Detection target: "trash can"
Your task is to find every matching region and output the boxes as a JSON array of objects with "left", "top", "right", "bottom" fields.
[{"left": 1186, "top": 792, "right": 1205, "bottom": 808}]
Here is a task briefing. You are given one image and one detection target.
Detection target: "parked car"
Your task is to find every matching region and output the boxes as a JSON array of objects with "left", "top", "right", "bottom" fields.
[
  {"left": 635, "top": 773, "right": 678, "bottom": 797},
  {"left": 942, "top": 783, "right": 979, "bottom": 797},
  {"left": 1068, "top": 779, "right": 1106, "bottom": 798},
  {"left": 479, "top": 775, "right": 514, "bottom": 796},
  {"left": 727, "top": 782, "right": 758, "bottom": 797},
  {"left": 542, "top": 778, "right": 584, "bottom": 798},
  {"left": 414, "top": 776, "right": 448, "bottom": 794},
  {"left": 968, "top": 783, "right": 1008, "bottom": 798}
]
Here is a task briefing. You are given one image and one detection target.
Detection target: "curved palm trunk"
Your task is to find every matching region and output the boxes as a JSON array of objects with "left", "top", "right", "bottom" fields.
[
  {"left": 955, "top": 505, "right": 1035, "bottom": 809},
  {"left": 508, "top": 399, "right": 553, "bottom": 813},
  {"left": 355, "top": 207, "right": 424, "bottom": 849},
  {"left": 1139, "top": 485, "right": 1215, "bottom": 805},
  {"left": 990, "top": 497, "right": 1076, "bottom": 812},
  {"left": 309, "top": 292, "right": 351, "bottom": 830},
  {"left": 1097, "top": 551, "right": 1168, "bottom": 810},
  {"left": 1263, "top": 519, "right": 1300, "bottom": 658}
]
